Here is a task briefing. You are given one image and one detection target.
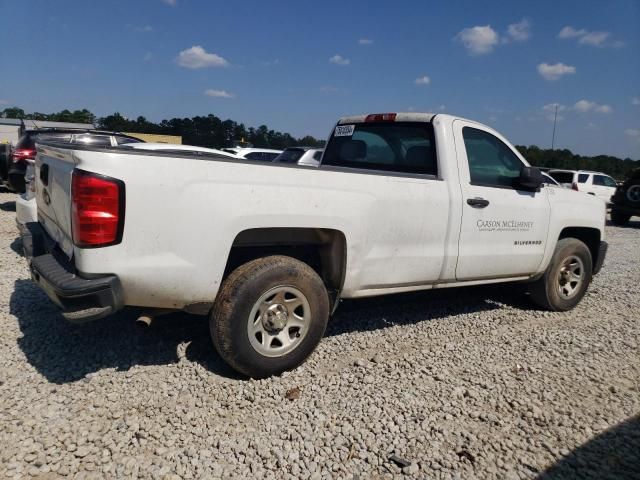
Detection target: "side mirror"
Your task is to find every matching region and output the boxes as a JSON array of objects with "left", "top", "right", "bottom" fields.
[{"left": 518, "top": 166, "right": 544, "bottom": 191}]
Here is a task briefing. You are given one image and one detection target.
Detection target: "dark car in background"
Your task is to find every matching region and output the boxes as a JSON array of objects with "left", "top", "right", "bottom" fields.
[
  {"left": 5, "top": 129, "right": 143, "bottom": 193},
  {"left": 610, "top": 168, "right": 640, "bottom": 226},
  {"left": 0, "top": 144, "right": 10, "bottom": 185},
  {"left": 273, "top": 147, "right": 323, "bottom": 167}
]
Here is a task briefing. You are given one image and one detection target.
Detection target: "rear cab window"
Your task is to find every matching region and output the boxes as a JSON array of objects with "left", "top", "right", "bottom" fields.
[
  {"left": 578, "top": 173, "right": 590, "bottom": 183},
  {"left": 322, "top": 122, "right": 437, "bottom": 176}
]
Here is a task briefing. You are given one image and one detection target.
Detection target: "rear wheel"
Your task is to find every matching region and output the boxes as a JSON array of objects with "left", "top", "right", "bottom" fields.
[
  {"left": 210, "top": 255, "right": 329, "bottom": 378},
  {"left": 529, "top": 238, "right": 592, "bottom": 311},
  {"left": 610, "top": 210, "right": 630, "bottom": 226}
]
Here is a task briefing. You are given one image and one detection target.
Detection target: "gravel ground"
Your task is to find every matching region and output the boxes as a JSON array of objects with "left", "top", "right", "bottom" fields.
[{"left": 0, "top": 187, "right": 639, "bottom": 479}]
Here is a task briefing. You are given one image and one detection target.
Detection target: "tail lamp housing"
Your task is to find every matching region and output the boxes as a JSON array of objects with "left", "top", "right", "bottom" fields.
[
  {"left": 71, "top": 170, "right": 125, "bottom": 248},
  {"left": 365, "top": 113, "right": 397, "bottom": 122},
  {"left": 11, "top": 148, "right": 36, "bottom": 163}
]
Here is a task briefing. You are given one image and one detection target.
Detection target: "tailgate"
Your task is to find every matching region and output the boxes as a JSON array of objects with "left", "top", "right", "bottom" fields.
[{"left": 35, "top": 144, "right": 76, "bottom": 258}]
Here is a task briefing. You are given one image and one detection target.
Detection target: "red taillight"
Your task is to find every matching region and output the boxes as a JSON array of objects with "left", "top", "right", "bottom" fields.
[
  {"left": 365, "top": 113, "right": 397, "bottom": 122},
  {"left": 11, "top": 148, "right": 36, "bottom": 162},
  {"left": 71, "top": 170, "right": 124, "bottom": 247},
  {"left": 571, "top": 182, "right": 579, "bottom": 191}
]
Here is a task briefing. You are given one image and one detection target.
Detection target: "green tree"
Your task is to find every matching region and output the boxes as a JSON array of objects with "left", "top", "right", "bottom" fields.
[{"left": 1, "top": 107, "right": 26, "bottom": 119}]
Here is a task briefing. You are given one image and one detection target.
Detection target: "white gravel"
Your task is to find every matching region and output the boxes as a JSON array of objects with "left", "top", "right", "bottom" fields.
[{"left": 0, "top": 187, "right": 639, "bottom": 479}]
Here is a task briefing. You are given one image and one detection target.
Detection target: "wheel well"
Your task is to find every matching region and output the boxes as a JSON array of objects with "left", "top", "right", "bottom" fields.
[
  {"left": 559, "top": 227, "right": 601, "bottom": 268},
  {"left": 224, "top": 228, "right": 347, "bottom": 300}
]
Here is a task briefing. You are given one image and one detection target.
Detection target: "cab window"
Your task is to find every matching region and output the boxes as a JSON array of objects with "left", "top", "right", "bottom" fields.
[
  {"left": 322, "top": 122, "right": 437, "bottom": 175},
  {"left": 462, "top": 127, "right": 523, "bottom": 188}
]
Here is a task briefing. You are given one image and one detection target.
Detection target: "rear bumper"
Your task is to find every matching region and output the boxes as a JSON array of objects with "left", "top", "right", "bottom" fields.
[
  {"left": 593, "top": 241, "right": 608, "bottom": 275},
  {"left": 21, "top": 222, "right": 123, "bottom": 323}
]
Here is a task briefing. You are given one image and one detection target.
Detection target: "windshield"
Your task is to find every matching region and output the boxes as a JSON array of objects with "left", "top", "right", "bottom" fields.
[
  {"left": 116, "top": 136, "right": 143, "bottom": 145},
  {"left": 274, "top": 149, "right": 305, "bottom": 163}
]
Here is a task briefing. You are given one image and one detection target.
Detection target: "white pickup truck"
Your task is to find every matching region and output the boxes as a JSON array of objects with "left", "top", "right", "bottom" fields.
[{"left": 22, "top": 113, "right": 607, "bottom": 378}]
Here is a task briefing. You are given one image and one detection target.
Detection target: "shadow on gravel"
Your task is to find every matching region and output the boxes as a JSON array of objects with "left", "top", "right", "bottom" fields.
[
  {"left": 537, "top": 415, "right": 640, "bottom": 480},
  {"left": 606, "top": 219, "right": 640, "bottom": 229},
  {"left": 0, "top": 200, "right": 16, "bottom": 212},
  {"left": 327, "top": 282, "right": 533, "bottom": 337},
  {"left": 10, "top": 279, "right": 240, "bottom": 384},
  {"left": 12, "top": 274, "right": 533, "bottom": 384},
  {"left": 10, "top": 236, "right": 23, "bottom": 256}
]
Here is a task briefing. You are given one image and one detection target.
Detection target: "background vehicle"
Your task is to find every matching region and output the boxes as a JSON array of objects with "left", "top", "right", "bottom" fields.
[
  {"left": 547, "top": 169, "right": 617, "bottom": 203},
  {"left": 6, "top": 129, "right": 143, "bottom": 193},
  {"left": 273, "top": 147, "right": 323, "bottom": 167},
  {"left": 0, "top": 144, "right": 10, "bottom": 184},
  {"left": 610, "top": 168, "right": 640, "bottom": 225},
  {"left": 542, "top": 172, "right": 560, "bottom": 187},
  {"left": 24, "top": 112, "right": 607, "bottom": 378},
  {"left": 120, "top": 143, "right": 242, "bottom": 159},
  {"left": 222, "top": 147, "right": 282, "bottom": 162}
]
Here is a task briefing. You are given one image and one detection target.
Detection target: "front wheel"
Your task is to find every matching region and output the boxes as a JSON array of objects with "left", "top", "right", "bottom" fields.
[
  {"left": 529, "top": 238, "right": 593, "bottom": 311},
  {"left": 210, "top": 255, "right": 329, "bottom": 378}
]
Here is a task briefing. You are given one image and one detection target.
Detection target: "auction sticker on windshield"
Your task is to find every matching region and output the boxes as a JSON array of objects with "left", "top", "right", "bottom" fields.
[{"left": 334, "top": 125, "right": 355, "bottom": 136}]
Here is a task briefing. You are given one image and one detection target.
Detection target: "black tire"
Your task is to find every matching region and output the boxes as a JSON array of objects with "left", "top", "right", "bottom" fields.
[
  {"left": 610, "top": 210, "right": 630, "bottom": 226},
  {"left": 529, "top": 238, "right": 592, "bottom": 311},
  {"left": 210, "top": 255, "right": 329, "bottom": 378},
  {"left": 625, "top": 183, "right": 640, "bottom": 206}
]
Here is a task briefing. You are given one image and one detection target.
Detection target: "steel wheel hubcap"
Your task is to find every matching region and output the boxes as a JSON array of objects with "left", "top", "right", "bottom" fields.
[
  {"left": 248, "top": 286, "right": 310, "bottom": 357},
  {"left": 557, "top": 255, "right": 584, "bottom": 299}
]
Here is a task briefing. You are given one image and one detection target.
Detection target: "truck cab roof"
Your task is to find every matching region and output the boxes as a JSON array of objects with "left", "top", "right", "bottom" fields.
[{"left": 337, "top": 112, "right": 436, "bottom": 124}]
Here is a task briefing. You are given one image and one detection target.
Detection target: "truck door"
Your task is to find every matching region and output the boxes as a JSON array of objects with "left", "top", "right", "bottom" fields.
[{"left": 453, "top": 120, "right": 551, "bottom": 280}]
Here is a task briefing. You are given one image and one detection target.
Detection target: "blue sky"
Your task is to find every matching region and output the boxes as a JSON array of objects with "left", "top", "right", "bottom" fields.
[{"left": 1, "top": 0, "right": 639, "bottom": 158}]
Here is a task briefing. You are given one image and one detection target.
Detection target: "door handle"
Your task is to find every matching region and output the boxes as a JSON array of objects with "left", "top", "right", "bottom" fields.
[{"left": 467, "top": 197, "right": 490, "bottom": 208}]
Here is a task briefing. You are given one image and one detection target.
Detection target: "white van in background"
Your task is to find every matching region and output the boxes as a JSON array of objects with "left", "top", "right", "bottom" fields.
[{"left": 547, "top": 169, "right": 617, "bottom": 204}]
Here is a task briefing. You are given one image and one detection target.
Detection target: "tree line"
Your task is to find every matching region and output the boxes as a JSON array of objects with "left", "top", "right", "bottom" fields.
[
  {"left": 515, "top": 145, "right": 639, "bottom": 180},
  {"left": 1, "top": 107, "right": 324, "bottom": 150},
  {"left": 1, "top": 107, "right": 96, "bottom": 125},
  {"left": 2, "top": 107, "right": 638, "bottom": 178}
]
